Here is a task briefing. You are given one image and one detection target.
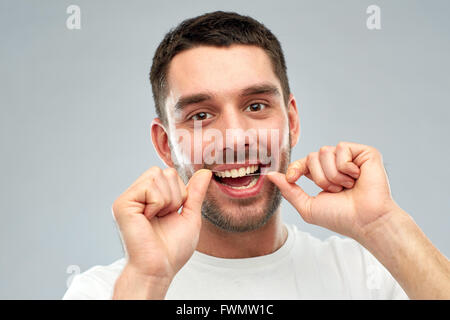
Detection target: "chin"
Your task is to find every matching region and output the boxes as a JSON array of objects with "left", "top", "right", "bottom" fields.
[{"left": 201, "top": 179, "right": 282, "bottom": 233}]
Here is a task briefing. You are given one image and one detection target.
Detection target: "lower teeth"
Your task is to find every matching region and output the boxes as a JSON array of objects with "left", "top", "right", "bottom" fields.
[{"left": 228, "top": 175, "right": 258, "bottom": 190}]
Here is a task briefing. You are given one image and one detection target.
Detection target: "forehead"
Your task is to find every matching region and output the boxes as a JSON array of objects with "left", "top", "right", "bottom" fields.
[{"left": 166, "top": 44, "right": 281, "bottom": 105}]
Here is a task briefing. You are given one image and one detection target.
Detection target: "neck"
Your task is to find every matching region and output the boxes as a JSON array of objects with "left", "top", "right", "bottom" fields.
[{"left": 196, "top": 210, "right": 287, "bottom": 258}]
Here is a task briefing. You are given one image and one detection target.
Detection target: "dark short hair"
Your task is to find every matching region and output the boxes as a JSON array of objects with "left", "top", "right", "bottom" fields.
[{"left": 149, "top": 11, "right": 291, "bottom": 124}]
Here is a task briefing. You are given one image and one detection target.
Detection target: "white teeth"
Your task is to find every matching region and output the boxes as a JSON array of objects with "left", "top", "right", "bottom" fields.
[{"left": 214, "top": 165, "right": 259, "bottom": 178}]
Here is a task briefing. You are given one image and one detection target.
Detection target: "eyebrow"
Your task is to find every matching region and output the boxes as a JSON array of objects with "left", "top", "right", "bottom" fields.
[
  {"left": 239, "top": 83, "right": 281, "bottom": 98},
  {"left": 173, "top": 82, "right": 281, "bottom": 112},
  {"left": 174, "top": 93, "right": 213, "bottom": 112}
]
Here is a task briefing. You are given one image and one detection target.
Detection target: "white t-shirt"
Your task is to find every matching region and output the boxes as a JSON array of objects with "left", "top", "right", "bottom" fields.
[{"left": 63, "top": 224, "right": 408, "bottom": 300}]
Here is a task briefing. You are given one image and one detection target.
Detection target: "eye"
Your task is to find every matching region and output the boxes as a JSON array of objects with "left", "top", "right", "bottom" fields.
[
  {"left": 190, "top": 112, "right": 213, "bottom": 121},
  {"left": 245, "top": 103, "right": 267, "bottom": 112}
]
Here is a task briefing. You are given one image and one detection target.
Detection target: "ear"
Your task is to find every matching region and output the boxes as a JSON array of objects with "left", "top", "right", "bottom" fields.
[
  {"left": 287, "top": 94, "right": 300, "bottom": 148},
  {"left": 151, "top": 118, "right": 175, "bottom": 168}
]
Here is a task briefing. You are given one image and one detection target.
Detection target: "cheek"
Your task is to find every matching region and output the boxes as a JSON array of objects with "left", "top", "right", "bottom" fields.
[
  {"left": 258, "top": 116, "right": 289, "bottom": 171},
  {"left": 171, "top": 128, "right": 222, "bottom": 168},
  {"left": 169, "top": 129, "right": 198, "bottom": 169},
  {"left": 257, "top": 116, "right": 289, "bottom": 148}
]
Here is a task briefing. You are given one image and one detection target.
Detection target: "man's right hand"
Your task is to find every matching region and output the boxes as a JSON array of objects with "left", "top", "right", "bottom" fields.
[{"left": 111, "top": 167, "right": 212, "bottom": 299}]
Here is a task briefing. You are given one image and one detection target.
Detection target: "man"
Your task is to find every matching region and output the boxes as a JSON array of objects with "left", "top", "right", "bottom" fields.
[{"left": 63, "top": 11, "right": 450, "bottom": 300}]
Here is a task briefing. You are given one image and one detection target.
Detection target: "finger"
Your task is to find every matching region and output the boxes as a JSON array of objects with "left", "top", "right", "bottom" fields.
[
  {"left": 267, "top": 172, "right": 313, "bottom": 223},
  {"left": 151, "top": 170, "right": 173, "bottom": 217},
  {"left": 128, "top": 166, "right": 164, "bottom": 190},
  {"left": 286, "top": 158, "right": 308, "bottom": 183},
  {"left": 318, "top": 146, "right": 355, "bottom": 189},
  {"left": 176, "top": 173, "right": 188, "bottom": 205},
  {"left": 307, "top": 152, "right": 343, "bottom": 193},
  {"left": 140, "top": 180, "right": 166, "bottom": 220},
  {"left": 335, "top": 142, "right": 361, "bottom": 179},
  {"left": 181, "top": 169, "right": 212, "bottom": 222},
  {"left": 119, "top": 176, "right": 165, "bottom": 220},
  {"left": 157, "top": 168, "right": 184, "bottom": 217}
]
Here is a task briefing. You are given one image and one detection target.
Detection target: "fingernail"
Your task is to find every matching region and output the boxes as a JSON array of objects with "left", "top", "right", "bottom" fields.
[
  {"left": 286, "top": 168, "right": 297, "bottom": 180},
  {"left": 197, "top": 169, "right": 212, "bottom": 176}
]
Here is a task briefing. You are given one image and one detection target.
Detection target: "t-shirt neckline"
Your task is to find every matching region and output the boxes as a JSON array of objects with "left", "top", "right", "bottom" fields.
[{"left": 190, "top": 224, "right": 295, "bottom": 269}]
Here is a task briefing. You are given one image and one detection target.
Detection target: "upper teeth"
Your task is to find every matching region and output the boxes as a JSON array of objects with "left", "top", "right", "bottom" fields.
[{"left": 214, "top": 165, "right": 258, "bottom": 178}]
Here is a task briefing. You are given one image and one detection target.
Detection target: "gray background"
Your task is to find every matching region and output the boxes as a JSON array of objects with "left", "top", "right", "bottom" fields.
[{"left": 0, "top": 0, "right": 449, "bottom": 299}]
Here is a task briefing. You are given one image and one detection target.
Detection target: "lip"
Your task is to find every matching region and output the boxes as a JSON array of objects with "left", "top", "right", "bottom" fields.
[{"left": 213, "top": 173, "right": 265, "bottom": 198}]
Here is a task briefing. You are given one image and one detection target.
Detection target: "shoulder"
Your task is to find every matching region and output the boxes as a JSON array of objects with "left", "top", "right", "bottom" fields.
[
  {"left": 62, "top": 258, "right": 126, "bottom": 300},
  {"left": 286, "top": 224, "right": 408, "bottom": 299}
]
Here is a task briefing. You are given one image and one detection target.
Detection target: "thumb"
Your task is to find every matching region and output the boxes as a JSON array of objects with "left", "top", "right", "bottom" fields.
[
  {"left": 181, "top": 169, "right": 212, "bottom": 219},
  {"left": 267, "top": 171, "right": 313, "bottom": 223}
]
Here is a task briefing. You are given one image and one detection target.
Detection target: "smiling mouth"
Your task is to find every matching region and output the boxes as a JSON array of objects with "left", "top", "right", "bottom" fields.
[{"left": 212, "top": 165, "right": 261, "bottom": 189}]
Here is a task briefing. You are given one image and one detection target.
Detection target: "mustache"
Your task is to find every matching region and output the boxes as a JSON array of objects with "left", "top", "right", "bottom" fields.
[{"left": 202, "top": 146, "right": 273, "bottom": 167}]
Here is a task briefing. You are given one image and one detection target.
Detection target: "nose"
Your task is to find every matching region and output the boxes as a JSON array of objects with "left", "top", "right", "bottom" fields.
[
  {"left": 217, "top": 104, "right": 257, "bottom": 162},
  {"left": 220, "top": 103, "right": 250, "bottom": 131}
]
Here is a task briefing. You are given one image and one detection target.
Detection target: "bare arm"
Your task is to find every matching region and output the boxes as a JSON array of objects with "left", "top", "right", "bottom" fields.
[
  {"left": 360, "top": 207, "right": 450, "bottom": 299},
  {"left": 113, "top": 264, "right": 171, "bottom": 300},
  {"left": 268, "top": 141, "right": 450, "bottom": 299}
]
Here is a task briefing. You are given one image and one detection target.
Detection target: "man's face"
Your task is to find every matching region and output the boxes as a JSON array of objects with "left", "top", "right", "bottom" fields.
[{"left": 163, "top": 44, "right": 294, "bottom": 232}]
